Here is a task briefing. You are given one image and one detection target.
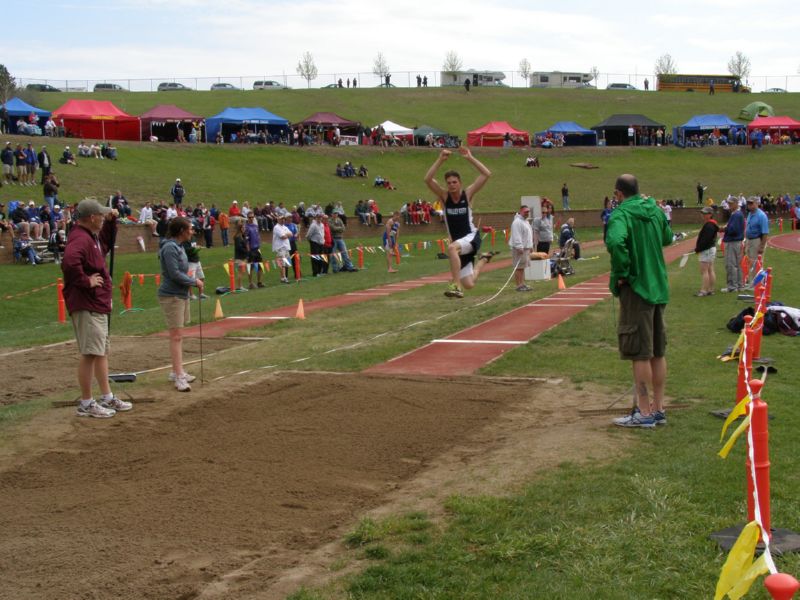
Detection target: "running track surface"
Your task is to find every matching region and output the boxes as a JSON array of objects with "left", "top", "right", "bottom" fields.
[
  {"left": 365, "top": 238, "right": 696, "bottom": 376},
  {"left": 768, "top": 232, "right": 800, "bottom": 253}
]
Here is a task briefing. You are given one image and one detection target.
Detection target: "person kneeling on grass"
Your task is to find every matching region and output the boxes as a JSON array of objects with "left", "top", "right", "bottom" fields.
[
  {"left": 424, "top": 147, "right": 497, "bottom": 298},
  {"left": 158, "top": 217, "right": 204, "bottom": 392}
]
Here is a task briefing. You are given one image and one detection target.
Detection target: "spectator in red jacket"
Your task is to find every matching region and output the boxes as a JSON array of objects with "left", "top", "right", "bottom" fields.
[
  {"left": 228, "top": 200, "right": 241, "bottom": 217},
  {"left": 61, "top": 199, "right": 132, "bottom": 418}
]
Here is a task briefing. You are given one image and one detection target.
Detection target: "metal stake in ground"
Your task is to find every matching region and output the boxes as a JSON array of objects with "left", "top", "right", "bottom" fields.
[{"left": 197, "top": 294, "right": 204, "bottom": 385}]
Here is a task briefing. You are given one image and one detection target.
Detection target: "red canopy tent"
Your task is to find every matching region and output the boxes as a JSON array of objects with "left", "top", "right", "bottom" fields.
[
  {"left": 747, "top": 115, "right": 800, "bottom": 132},
  {"left": 52, "top": 99, "right": 140, "bottom": 141},
  {"left": 139, "top": 104, "right": 203, "bottom": 141},
  {"left": 467, "top": 121, "right": 530, "bottom": 147}
]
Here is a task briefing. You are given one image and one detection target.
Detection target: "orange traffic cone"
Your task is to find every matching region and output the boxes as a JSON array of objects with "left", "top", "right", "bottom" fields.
[
  {"left": 295, "top": 298, "right": 305, "bottom": 320},
  {"left": 214, "top": 299, "right": 224, "bottom": 320},
  {"left": 557, "top": 273, "right": 567, "bottom": 290}
]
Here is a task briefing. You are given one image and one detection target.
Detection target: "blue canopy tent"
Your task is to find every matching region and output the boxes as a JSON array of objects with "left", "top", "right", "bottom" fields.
[
  {"left": 205, "top": 107, "right": 289, "bottom": 143},
  {"left": 534, "top": 121, "right": 597, "bottom": 146},
  {"left": 1, "top": 97, "right": 51, "bottom": 134},
  {"left": 673, "top": 114, "right": 742, "bottom": 147}
]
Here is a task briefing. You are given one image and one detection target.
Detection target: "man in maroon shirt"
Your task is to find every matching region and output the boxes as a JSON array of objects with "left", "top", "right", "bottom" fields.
[{"left": 62, "top": 199, "right": 132, "bottom": 418}]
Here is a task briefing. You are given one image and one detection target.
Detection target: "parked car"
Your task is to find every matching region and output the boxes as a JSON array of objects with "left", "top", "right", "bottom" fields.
[
  {"left": 210, "top": 82, "right": 239, "bottom": 91},
  {"left": 93, "top": 83, "right": 127, "bottom": 92},
  {"left": 253, "top": 80, "right": 287, "bottom": 90},
  {"left": 606, "top": 83, "right": 638, "bottom": 91},
  {"left": 764, "top": 87, "right": 787, "bottom": 93},
  {"left": 157, "top": 82, "right": 192, "bottom": 91},
  {"left": 26, "top": 83, "right": 61, "bottom": 92},
  {"left": 322, "top": 83, "right": 340, "bottom": 89}
]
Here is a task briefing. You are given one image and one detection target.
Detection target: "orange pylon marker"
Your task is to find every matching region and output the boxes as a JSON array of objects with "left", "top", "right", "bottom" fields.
[
  {"left": 214, "top": 299, "right": 224, "bottom": 320},
  {"left": 295, "top": 298, "right": 305, "bottom": 320},
  {"left": 557, "top": 273, "right": 567, "bottom": 290}
]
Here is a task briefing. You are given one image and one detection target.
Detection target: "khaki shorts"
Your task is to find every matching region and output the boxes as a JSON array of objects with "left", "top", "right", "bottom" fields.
[
  {"left": 159, "top": 296, "right": 190, "bottom": 330},
  {"left": 617, "top": 285, "right": 666, "bottom": 361},
  {"left": 71, "top": 310, "right": 110, "bottom": 356},
  {"left": 698, "top": 247, "right": 717, "bottom": 263},
  {"left": 511, "top": 247, "right": 530, "bottom": 269}
]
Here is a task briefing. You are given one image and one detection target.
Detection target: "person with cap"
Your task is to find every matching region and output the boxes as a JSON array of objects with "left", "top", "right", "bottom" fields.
[
  {"left": 306, "top": 213, "right": 325, "bottom": 277},
  {"left": 1, "top": 142, "right": 14, "bottom": 186},
  {"left": 509, "top": 205, "right": 533, "bottom": 292},
  {"left": 607, "top": 174, "right": 673, "bottom": 429},
  {"left": 744, "top": 196, "right": 769, "bottom": 286},
  {"left": 62, "top": 145, "right": 77, "bottom": 166},
  {"left": 14, "top": 143, "right": 28, "bottom": 185},
  {"left": 228, "top": 200, "right": 241, "bottom": 218},
  {"left": 170, "top": 178, "right": 186, "bottom": 207},
  {"left": 271, "top": 213, "right": 293, "bottom": 283},
  {"left": 720, "top": 200, "right": 745, "bottom": 293},
  {"left": 158, "top": 217, "right": 204, "bottom": 392},
  {"left": 25, "top": 200, "right": 48, "bottom": 240},
  {"left": 694, "top": 207, "right": 719, "bottom": 297},
  {"left": 61, "top": 198, "right": 131, "bottom": 417}
]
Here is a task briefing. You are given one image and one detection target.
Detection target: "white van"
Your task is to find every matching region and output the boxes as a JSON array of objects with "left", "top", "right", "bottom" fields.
[
  {"left": 253, "top": 80, "right": 287, "bottom": 90},
  {"left": 94, "top": 83, "right": 127, "bottom": 92}
]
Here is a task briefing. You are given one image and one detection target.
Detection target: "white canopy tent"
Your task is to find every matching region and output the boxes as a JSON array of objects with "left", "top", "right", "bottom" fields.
[{"left": 375, "top": 120, "right": 414, "bottom": 137}]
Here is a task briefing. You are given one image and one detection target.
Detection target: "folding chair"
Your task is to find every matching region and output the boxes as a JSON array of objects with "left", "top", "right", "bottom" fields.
[{"left": 553, "top": 238, "right": 576, "bottom": 276}]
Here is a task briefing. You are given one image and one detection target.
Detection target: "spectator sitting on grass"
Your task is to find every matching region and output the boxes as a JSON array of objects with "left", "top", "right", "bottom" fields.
[
  {"left": 344, "top": 161, "right": 356, "bottom": 177},
  {"left": 355, "top": 200, "right": 371, "bottom": 225},
  {"left": 62, "top": 146, "right": 77, "bottom": 166},
  {"left": 335, "top": 163, "right": 344, "bottom": 177},
  {"left": 138, "top": 202, "right": 159, "bottom": 237},
  {"left": 77, "top": 141, "right": 91, "bottom": 158},
  {"left": 103, "top": 142, "right": 118, "bottom": 160},
  {"left": 332, "top": 201, "right": 347, "bottom": 225},
  {"left": 90, "top": 142, "right": 103, "bottom": 159},
  {"left": 358, "top": 164, "right": 368, "bottom": 177},
  {"left": 367, "top": 199, "right": 382, "bottom": 223},
  {"left": 111, "top": 190, "right": 132, "bottom": 218}
]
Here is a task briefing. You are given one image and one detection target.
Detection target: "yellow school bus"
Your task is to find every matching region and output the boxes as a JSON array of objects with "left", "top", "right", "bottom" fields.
[{"left": 656, "top": 74, "right": 750, "bottom": 93}]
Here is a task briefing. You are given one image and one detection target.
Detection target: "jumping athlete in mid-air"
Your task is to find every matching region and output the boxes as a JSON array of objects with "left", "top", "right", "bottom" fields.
[{"left": 424, "top": 147, "right": 495, "bottom": 298}]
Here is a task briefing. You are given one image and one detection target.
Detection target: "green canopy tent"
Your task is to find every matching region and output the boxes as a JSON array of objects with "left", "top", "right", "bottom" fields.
[
  {"left": 738, "top": 101, "right": 774, "bottom": 122},
  {"left": 413, "top": 124, "right": 456, "bottom": 146}
]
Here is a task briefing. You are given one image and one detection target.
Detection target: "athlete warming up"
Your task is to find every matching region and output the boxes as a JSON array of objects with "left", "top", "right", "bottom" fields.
[{"left": 424, "top": 147, "right": 496, "bottom": 298}]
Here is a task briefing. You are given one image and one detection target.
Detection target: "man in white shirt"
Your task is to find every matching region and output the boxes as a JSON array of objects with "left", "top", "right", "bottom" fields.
[
  {"left": 138, "top": 202, "right": 158, "bottom": 236},
  {"left": 509, "top": 206, "right": 533, "bottom": 292},
  {"left": 271, "top": 214, "right": 293, "bottom": 283}
]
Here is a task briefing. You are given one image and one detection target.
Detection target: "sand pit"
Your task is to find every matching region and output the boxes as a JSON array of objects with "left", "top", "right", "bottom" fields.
[{"left": 0, "top": 369, "right": 621, "bottom": 600}]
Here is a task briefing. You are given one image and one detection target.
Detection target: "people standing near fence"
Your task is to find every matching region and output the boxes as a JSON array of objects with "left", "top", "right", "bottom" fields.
[
  {"left": 61, "top": 199, "right": 131, "bottom": 418},
  {"left": 721, "top": 200, "right": 745, "bottom": 293},
  {"left": 533, "top": 203, "right": 554, "bottom": 255},
  {"left": 744, "top": 197, "right": 769, "bottom": 286},
  {"left": 694, "top": 207, "right": 719, "bottom": 297},
  {"left": 606, "top": 175, "right": 673, "bottom": 429},
  {"left": 158, "top": 217, "right": 204, "bottom": 392}
]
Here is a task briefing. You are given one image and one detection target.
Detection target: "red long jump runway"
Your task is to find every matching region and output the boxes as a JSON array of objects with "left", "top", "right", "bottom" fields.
[
  {"left": 165, "top": 258, "right": 515, "bottom": 339},
  {"left": 365, "top": 237, "right": 697, "bottom": 377},
  {"left": 769, "top": 232, "right": 800, "bottom": 253},
  {"left": 364, "top": 276, "right": 612, "bottom": 376}
]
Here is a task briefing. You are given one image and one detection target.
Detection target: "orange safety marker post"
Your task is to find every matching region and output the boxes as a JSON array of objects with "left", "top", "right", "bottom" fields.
[
  {"left": 764, "top": 573, "right": 800, "bottom": 600},
  {"left": 293, "top": 252, "right": 302, "bottom": 280},
  {"left": 779, "top": 218, "right": 783, "bottom": 233},
  {"left": 357, "top": 246, "right": 364, "bottom": 269},
  {"left": 737, "top": 316, "right": 755, "bottom": 408},
  {"left": 394, "top": 245, "right": 401, "bottom": 265},
  {"left": 138, "top": 273, "right": 145, "bottom": 286},
  {"left": 504, "top": 228, "right": 510, "bottom": 244},
  {"left": 490, "top": 228, "right": 496, "bottom": 248},
  {"left": 745, "top": 379, "right": 770, "bottom": 537},
  {"left": 155, "top": 273, "right": 161, "bottom": 286},
  {"left": 295, "top": 298, "right": 305, "bottom": 320},
  {"left": 56, "top": 278, "right": 66, "bottom": 324},
  {"left": 438, "top": 239, "right": 446, "bottom": 254},
  {"left": 228, "top": 259, "right": 235, "bottom": 291},
  {"left": 214, "top": 299, "right": 224, "bottom": 320},
  {"left": 765, "top": 267, "right": 773, "bottom": 303},
  {"left": 557, "top": 273, "right": 566, "bottom": 290},
  {"left": 720, "top": 240, "right": 725, "bottom": 256}
]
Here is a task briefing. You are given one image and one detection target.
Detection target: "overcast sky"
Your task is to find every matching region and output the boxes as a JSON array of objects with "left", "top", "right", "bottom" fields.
[{"left": 7, "top": 0, "right": 800, "bottom": 88}]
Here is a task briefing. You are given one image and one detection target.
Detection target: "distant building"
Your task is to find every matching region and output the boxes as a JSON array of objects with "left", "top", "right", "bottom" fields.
[
  {"left": 529, "top": 72, "right": 593, "bottom": 88},
  {"left": 440, "top": 70, "right": 507, "bottom": 87}
]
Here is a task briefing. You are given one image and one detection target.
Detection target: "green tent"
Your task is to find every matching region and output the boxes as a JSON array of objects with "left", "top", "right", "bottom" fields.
[
  {"left": 738, "top": 101, "right": 774, "bottom": 122},
  {"left": 413, "top": 124, "right": 449, "bottom": 145}
]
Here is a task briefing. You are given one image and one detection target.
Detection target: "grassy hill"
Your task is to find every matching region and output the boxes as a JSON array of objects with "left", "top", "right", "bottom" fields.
[{"left": 3, "top": 88, "right": 799, "bottom": 213}]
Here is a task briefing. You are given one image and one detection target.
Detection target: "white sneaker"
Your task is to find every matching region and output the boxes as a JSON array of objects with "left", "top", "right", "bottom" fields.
[
  {"left": 168, "top": 372, "right": 196, "bottom": 383},
  {"left": 76, "top": 401, "right": 116, "bottom": 418},
  {"left": 99, "top": 395, "right": 133, "bottom": 412},
  {"left": 175, "top": 376, "right": 192, "bottom": 392}
]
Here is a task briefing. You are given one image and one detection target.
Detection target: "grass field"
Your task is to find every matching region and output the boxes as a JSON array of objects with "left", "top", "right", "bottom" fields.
[
  {"left": 3, "top": 86, "right": 799, "bottom": 214},
  {"left": 2, "top": 87, "right": 799, "bottom": 598}
]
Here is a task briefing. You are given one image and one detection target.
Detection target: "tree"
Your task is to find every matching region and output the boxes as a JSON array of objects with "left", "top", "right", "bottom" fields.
[
  {"left": 295, "top": 51, "right": 318, "bottom": 88},
  {"left": 0, "top": 64, "right": 15, "bottom": 105},
  {"left": 372, "top": 52, "right": 390, "bottom": 79},
  {"left": 728, "top": 51, "right": 751, "bottom": 81},
  {"left": 518, "top": 58, "right": 531, "bottom": 86},
  {"left": 654, "top": 54, "right": 678, "bottom": 75},
  {"left": 589, "top": 66, "right": 600, "bottom": 84},
  {"left": 442, "top": 50, "right": 463, "bottom": 84}
]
